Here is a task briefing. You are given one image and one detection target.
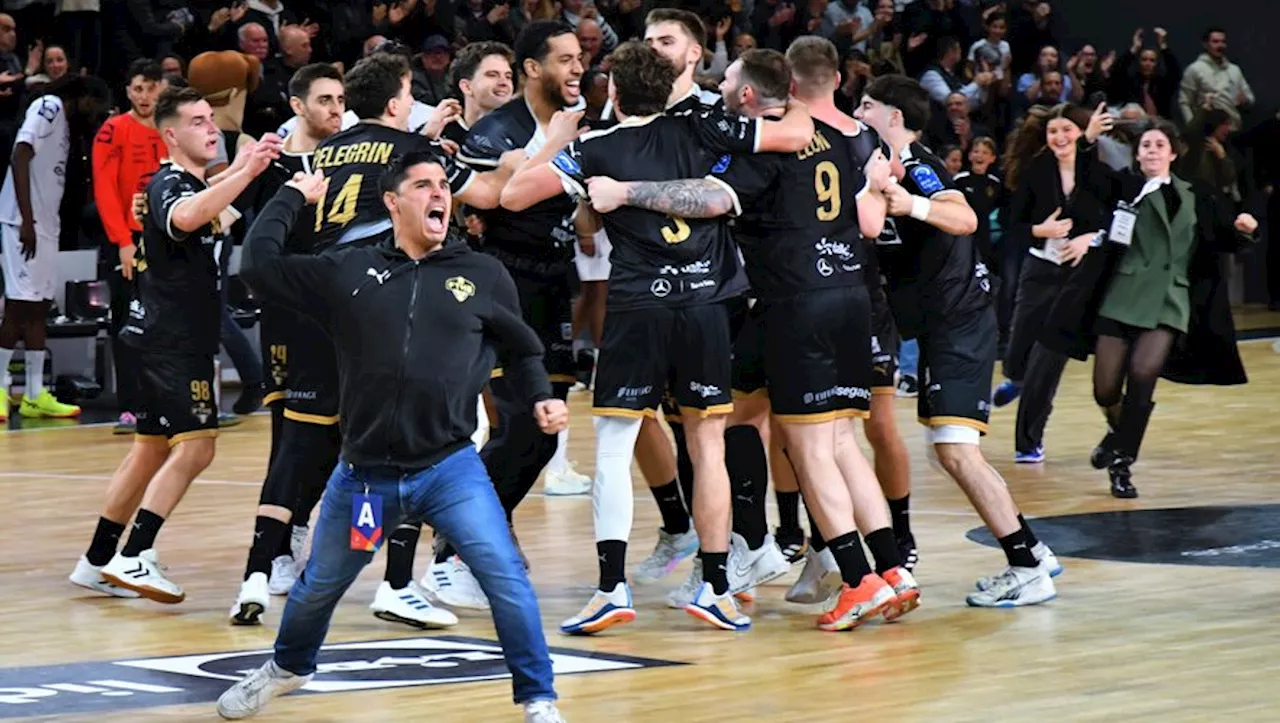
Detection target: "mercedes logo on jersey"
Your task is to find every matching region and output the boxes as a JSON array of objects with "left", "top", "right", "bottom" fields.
[{"left": 650, "top": 278, "right": 672, "bottom": 297}]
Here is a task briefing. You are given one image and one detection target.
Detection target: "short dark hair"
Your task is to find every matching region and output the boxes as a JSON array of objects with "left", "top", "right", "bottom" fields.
[
  {"left": 449, "top": 41, "right": 514, "bottom": 97},
  {"left": 514, "top": 21, "right": 576, "bottom": 76},
  {"left": 1138, "top": 118, "right": 1183, "bottom": 155},
  {"left": 379, "top": 149, "right": 449, "bottom": 195},
  {"left": 345, "top": 52, "right": 409, "bottom": 120},
  {"left": 127, "top": 59, "right": 163, "bottom": 84},
  {"left": 154, "top": 86, "right": 205, "bottom": 128},
  {"left": 935, "top": 36, "right": 961, "bottom": 61},
  {"left": 163, "top": 73, "right": 188, "bottom": 89},
  {"left": 606, "top": 41, "right": 677, "bottom": 117},
  {"left": 865, "top": 74, "right": 931, "bottom": 132},
  {"left": 288, "top": 62, "right": 344, "bottom": 101},
  {"left": 984, "top": 11, "right": 1006, "bottom": 26},
  {"left": 644, "top": 8, "right": 706, "bottom": 49},
  {"left": 736, "top": 49, "right": 790, "bottom": 105},
  {"left": 787, "top": 36, "right": 839, "bottom": 93},
  {"left": 1202, "top": 26, "right": 1227, "bottom": 41}
]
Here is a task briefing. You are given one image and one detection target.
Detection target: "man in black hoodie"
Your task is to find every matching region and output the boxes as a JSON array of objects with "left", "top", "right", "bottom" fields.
[{"left": 216, "top": 150, "right": 569, "bottom": 723}]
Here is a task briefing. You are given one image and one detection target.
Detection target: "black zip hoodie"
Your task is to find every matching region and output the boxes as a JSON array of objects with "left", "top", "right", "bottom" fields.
[{"left": 242, "top": 186, "right": 552, "bottom": 469}]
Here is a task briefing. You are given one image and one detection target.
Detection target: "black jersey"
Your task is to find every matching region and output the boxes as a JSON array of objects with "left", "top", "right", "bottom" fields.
[
  {"left": 441, "top": 117, "right": 470, "bottom": 146},
  {"left": 456, "top": 98, "right": 579, "bottom": 272},
  {"left": 311, "top": 122, "right": 475, "bottom": 247},
  {"left": 598, "top": 84, "right": 723, "bottom": 125},
  {"left": 873, "top": 142, "right": 991, "bottom": 338},
  {"left": 551, "top": 112, "right": 761, "bottom": 310},
  {"left": 952, "top": 169, "right": 1004, "bottom": 263},
  {"left": 711, "top": 118, "right": 872, "bottom": 300},
  {"left": 845, "top": 120, "right": 892, "bottom": 284},
  {"left": 250, "top": 147, "right": 322, "bottom": 253},
  {"left": 121, "top": 161, "right": 224, "bottom": 356}
]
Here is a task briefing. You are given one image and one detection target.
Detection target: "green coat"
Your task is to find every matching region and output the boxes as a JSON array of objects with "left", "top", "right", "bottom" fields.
[{"left": 1098, "top": 177, "right": 1198, "bottom": 332}]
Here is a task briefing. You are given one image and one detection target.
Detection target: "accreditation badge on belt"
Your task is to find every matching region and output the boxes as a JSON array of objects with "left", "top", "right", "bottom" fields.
[{"left": 351, "top": 489, "right": 384, "bottom": 552}]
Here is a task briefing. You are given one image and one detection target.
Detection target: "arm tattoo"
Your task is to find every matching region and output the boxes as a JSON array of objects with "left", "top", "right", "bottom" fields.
[{"left": 624, "top": 179, "right": 733, "bottom": 219}]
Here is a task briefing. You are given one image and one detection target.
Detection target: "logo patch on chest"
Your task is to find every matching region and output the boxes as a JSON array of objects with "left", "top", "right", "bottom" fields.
[{"left": 445, "top": 276, "right": 475, "bottom": 302}]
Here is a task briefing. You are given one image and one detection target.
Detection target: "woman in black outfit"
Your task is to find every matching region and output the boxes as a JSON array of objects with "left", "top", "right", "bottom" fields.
[
  {"left": 995, "top": 103, "right": 1114, "bottom": 463},
  {"left": 1042, "top": 118, "right": 1259, "bottom": 498}
]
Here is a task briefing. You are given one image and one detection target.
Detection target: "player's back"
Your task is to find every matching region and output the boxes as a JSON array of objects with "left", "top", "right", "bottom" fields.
[
  {"left": 715, "top": 118, "right": 870, "bottom": 300},
  {"left": 556, "top": 114, "right": 747, "bottom": 310},
  {"left": 311, "top": 122, "right": 433, "bottom": 247}
]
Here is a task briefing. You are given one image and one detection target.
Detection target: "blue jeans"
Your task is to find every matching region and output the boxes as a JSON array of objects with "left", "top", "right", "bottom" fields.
[
  {"left": 900, "top": 338, "right": 919, "bottom": 378},
  {"left": 273, "top": 446, "right": 556, "bottom": 704}
]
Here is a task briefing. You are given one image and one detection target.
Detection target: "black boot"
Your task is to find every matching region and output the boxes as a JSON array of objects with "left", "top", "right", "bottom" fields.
[
  {"left": 1109, "top": 401, "right": 1155, "bottom": 499},
  {"left": 1109, "top": 456, "right": 1138, "bottom": 498},
  {"left": 1091, "top": 404, "right": 1122, "bottom": 469}
]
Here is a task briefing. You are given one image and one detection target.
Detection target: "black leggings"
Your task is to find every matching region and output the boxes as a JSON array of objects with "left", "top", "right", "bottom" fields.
[{"left": 1092, "top": 324, "right": 1176, "bottom": 411}]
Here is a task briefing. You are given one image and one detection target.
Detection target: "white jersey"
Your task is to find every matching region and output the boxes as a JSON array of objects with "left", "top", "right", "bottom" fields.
[
  {"left": 275, "top": 101, "right": 435, "bottom": 138},
  {"left": 0, "top": 94, "right": 69, "bottom": 237}
]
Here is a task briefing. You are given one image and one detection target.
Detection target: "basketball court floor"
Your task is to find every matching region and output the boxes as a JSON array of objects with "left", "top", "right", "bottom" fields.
[{"left": 1, "top": 336, "right": 1278, "bottom": 722}]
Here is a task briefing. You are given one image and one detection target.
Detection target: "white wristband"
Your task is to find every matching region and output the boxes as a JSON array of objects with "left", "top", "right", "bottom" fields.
[{"left": 909, "top": 195, "right": 932, "bottom": 221}]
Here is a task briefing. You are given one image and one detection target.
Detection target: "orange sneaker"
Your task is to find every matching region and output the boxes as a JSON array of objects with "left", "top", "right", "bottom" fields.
[
  {"left": 817, "top": 574, "right": 896, "bottom": 632},
  {"left": 880, "top": 566, "right": 921, "bottom": 621}
]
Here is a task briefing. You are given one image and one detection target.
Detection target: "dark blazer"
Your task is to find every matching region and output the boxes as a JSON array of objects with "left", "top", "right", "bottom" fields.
[
  {"left": 1040, "top": 170, "right": 1255, "bottom": 385},
  {"left": 1005, "top": 141, "right": 1114, "bottom": 256}
]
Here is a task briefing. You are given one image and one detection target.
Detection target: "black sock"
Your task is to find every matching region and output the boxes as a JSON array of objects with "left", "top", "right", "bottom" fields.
[
  {"left": 997, "top": 528, "right": 1039, "bottom": 568},
  {"left": 121, "top": 509, "right": 166, "bottom": 557},
  {"left": 245, "top": 516, "right": 291, "bottom": 579},
  {"left": 435, "top": 539, "right": 457, "bottom": 563},
  {"left": 726, "top": 425, "right": 769, "bottom": 549},
  {"left": 670, "top": 423, "right": 695, "bottom": 513},
  {"left": 700, "top": 550, "right": 729, "bottom": 595},
  {"left": 808, "top": 510, "right": 827, "bottom": 551},
  {"left": 86, "top": 517, "right": 125, "bottom": 566},
  {"left": 650, "top": 480, "right": 690, "bottom": 535},
  {"left": 1018, "top": 514, "right": 1040, "bottom": 548},
  {"left": 827, "top": 531, "right": 872, "bottom": 587},
  {"left": 775, "top": 490, "right": 801, "bottom": 533},
  {"left": 384, "top": 525, "right": 421, "bottom": 589},
  {"left": 864, "top": 528, "right": 902, "bottom": 575},
  {"left": 888, "top": 495, "right": 912, "bottom": 540},
  {"left": 597, "top": 540, "right": 627, "bottom": 591},
  {"left": 274, "top": 524, "right": 295, "bottom": 559}
]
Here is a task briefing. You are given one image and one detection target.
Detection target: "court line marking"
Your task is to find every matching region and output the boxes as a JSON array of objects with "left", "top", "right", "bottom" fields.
[{"left": 0, "top": 471, "right": 978, "bottom": 516}]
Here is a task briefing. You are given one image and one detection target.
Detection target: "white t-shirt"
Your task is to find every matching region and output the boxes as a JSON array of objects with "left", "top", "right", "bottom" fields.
[{"left": 0, "top": 94, "right": 69, "bottom": 236}]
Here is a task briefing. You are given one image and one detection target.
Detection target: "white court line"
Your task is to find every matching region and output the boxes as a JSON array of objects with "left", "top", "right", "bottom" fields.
[{"left": 0, "top": 471, "right": 980, "bottom": 516}]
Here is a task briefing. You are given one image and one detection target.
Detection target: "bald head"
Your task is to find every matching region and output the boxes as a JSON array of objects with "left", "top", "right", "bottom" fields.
[
  {"left": 364, "top": 35, "right": 388, "bottom": 57},
  {"left": 0, "top": 13, "right": 16, "bottom": 54},
  {"left": 577, "top": 18, "right": 602, "bottom": 62},
  {"left": 279, "top": 25, "right": 312, "bottom": 67}
]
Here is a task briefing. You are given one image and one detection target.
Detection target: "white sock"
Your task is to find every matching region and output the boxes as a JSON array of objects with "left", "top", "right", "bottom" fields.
[
  {"left": 0, "top": 347, "right": 13, "bottom": 389},
  {"left": 592, "top": 416, "right": 643, "bottom": 542},
  {"left": 549, "top": 428, "right": 570, "bottom": 474},
  {"left": 24, "top": 349, "right": 44, "bottom": 397}
]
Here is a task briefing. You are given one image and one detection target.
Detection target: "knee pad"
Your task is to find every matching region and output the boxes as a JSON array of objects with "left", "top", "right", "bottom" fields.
[{"left": 931, "top": 423, "right": 981, "bottom": 446}]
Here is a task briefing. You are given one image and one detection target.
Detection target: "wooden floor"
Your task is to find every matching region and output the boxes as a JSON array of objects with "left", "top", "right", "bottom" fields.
[{"left": 3, "top": 340, "right": 1280, "bottom": 722}]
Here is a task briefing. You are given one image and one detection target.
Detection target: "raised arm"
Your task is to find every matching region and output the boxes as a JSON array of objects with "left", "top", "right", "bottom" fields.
[
  {"left": 499, "top": 110, "right": 584, "bottom": 211},
  {"left": 240, "top": 173, "right": 337, "bottom": 316},
  {"left": 171, "top": 138, "right": 279, "bottom": 233},
  {"left": 582, "top": 176, "right": 736, "bottom": 218}
]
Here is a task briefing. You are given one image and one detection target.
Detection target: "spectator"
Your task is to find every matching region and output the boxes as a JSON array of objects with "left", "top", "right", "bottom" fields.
[
  {"left": 558, "top": 0, "right": 618, "bottom": 52},
  {"left": 733, "top": 31, "right": 757, "bottom": 60},
  {"left": 1017, "top": 45, "right": 1075, "bottom": 104},
  {"left": 3, "top": 0, "right": 53, "bottom": 54},
  {"left": 920, "top": 35, "right": 992, "bottom": 110},
  {"left": 820, "top": 0, "right": 873, "bottom": 54},
  {"left": 459, "top": 0, "right": 515, "bottom": 45},
  {"left": 247, "top": 24, "right": 311, "bottom": 137},
  {"left": 1006, "top": 0, "right": 1054, "bottom": 75},
  {"left": 510, "top": 0, "right": 558, "bottom": 37},
  {"left": 238, "top": 22, "right": 269, "bottom": 61},
  {"left": 897, "top": 0, "right": 968, "bottom": 77},
  {"left": 1182, "top": 106, "right": 1241, "bottom": 207},
  {"left": 1178, "top": 27, "right": 1254, "bottom": 130},
  {"left": 0, "top": 13, "right": 32, "bottom": 177},
  {"left": 25, "top": 43, "right": 71, "bottom": 91},
  {"left": 968, "top": 10, "right": 1009, "bottom": 80},
  {"left": 1109, "top": 27, "right": 1180, "bottom": 121},
  {"left": 697, "top": 16, "right": 730, "bottom": 81},
  {"left": 235, "top": 0, "right": 305, "bottom": 56},
  {"left": 928, "top": 89, "right": 991, "bottom": 153},
  {"left": 751, "top": 0, "right": 810, "bottom": 53},
  {"left": 834, "top": 47, "right": 870, "bottom": 114},
  {"left": 1068, "top": 43, "right": 1107, "bottom": 101},
  {"left": 100, "top": 0, "right": 182, "bottom": 87},
  {"left": 56, "top": 0, "right": 99, "bottom": 77},
  {"left": 158, "top": 52, "right": 184, "bottom": 77},
  {"left": 577, "top": 17, "right": 603, "bottom": 68},
  {"left": 411, "top": 34, "right": 451, "bottom": 105},
  {"left": 864, "top": 0, "right": 902, "bottom": 75}
]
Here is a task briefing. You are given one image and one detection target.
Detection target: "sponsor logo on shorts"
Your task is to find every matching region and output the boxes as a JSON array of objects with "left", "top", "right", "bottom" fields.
[
  {"left": 689, "top": 279, "right": 715, "bottom": 290},
  {"left": 615, "top": 385, "right": 653, "bottom": 399},
  {"left": 688, "top": 381, "right": 722, "bottom": 399},
  {"left": 802, "top": 385, "right": 870, "bottom": 405},
  {"left": 814, "top": 238, "right": 853, "bottom": 261},
  {"left": 658, "top": 260, "right": 711, "bottom": 276},
  {"left": 284, "top": 390, "right": 319, "bottom": 401},
  {"left": 650, "top": 279, "right": 672, "bottom": 297},
  {"left": 816, "top": 258, "right": 834, "bottom": 277}
]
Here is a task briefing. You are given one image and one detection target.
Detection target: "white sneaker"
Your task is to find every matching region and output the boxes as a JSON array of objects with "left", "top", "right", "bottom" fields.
[
  {"left": 975, "top": 542, "right": 1063, "bottom": 591},
  {"left": 101, "top": 549, "right": 184, "bottom": 604},
  {"left": 665, "top": 558, "right": 703, "bottom": 609},
  {"left": 633, "top": 527, "right": 698, "bottom": 583},
  {"left": 684, "top": 581, "right": 751, "bottom": 631},
  {"left": 230, "top": 572, "right": 270, "bottom": 625},
  {"left": 289, "top": 525, "right": 309, "bottom": 574},
  {"left": 216, "top": 659, "right": 311, "bottom": 719},
  {"left": 69, "top": 556, "right": 140, "bottom": 598},
  {"left": 560, "top": 582, "right": 636, "bottom": 635},
  {"left": 965, "top": 565, "right": 1056, "bottom": 607},
  {"left": 422, "top": 556, "right": 490, "bottom": 610},
  {"left": 727, "top": 533, "right": 791, "bottom": 593},
  {"left": 524, "top": 699, "right": 567, "bottom": 723},
  {"left": 785, "top": 547, "right": 841, "bottom": 605},
  {"left": 267, "top": 556, "right": 298, "bottom": 596},
  {"left": 371, "top": 581, "right": 459, "bottom": 629},
  {"left": 543, "top": 464, "right": 592, "bottom": 496}
]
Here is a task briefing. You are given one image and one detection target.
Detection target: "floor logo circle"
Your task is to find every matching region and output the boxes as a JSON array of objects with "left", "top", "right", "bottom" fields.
[{"left": 965, "top": 504, "right": 1280, "bottom": 568}]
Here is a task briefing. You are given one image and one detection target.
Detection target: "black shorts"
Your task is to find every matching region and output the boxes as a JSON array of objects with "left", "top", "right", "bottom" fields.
[
  {"left": 259, "top": 304, "right": 340, "bottom": 423},
  {"left": 594, "top": 302, "right": 733, "bottom": 418},
  {"left": 663, "top": 298, "right": 764, "bottom": 423},
  {"left": 917, "top": 304, "right": 998, "bottom": 433},
  {"left": 492, "top": 272, "right": 575, "bottom": 384},
  {"left": 134, "top": 350, "right": 219, "bottom": 444},
  {"left": 761, "top": 285, "right": 873, "bottom": 422},
  {"left": 869, "top": 284, "right": 900, "bottom": 394},
  {"left": 259, "top": 304, "right": 290, "bottom": 407}
]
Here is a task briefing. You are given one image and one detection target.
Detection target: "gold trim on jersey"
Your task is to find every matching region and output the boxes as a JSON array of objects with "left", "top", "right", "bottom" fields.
[
  {"left": 169, "top": 429, "right": 219, "bottom": 446},
  {"left": 773, "top": 409, "right": 867, "bottom": 424},
  {"left": 283, "top": 409, "right": 340, "bottom": 426},
  {"left": 263, "top": 391, "right": 286, "bottom": 406},
  {"left": 918, "top": 415, "right": 989, "bottom": 434},
  {"left": 871, "top": 387, "right": 898, "bottom": 396},
  {"left": 134, "top": 433, "right": 167, "bottom": 444},
  {"left": 732, "top": 388, "right": 768, "bottom": 400},
  {"left": 590, "top": 407, "right": 657, "bottom": 419},
  {"left": 681, "top": 403, "right": 734, "bottom": 418}
]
